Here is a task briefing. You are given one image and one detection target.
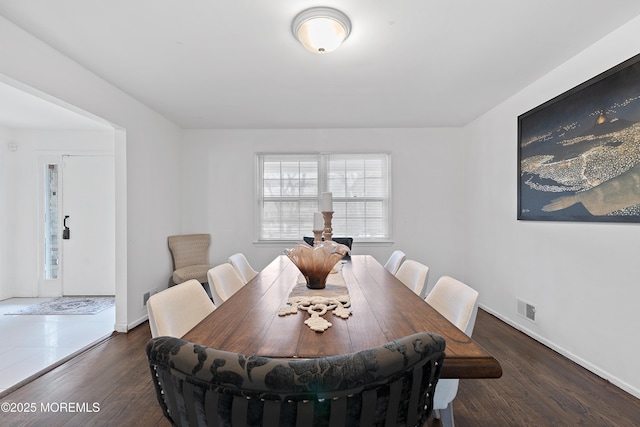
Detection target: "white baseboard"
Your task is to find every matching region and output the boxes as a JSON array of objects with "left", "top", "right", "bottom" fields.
[
  {"left": 121, "top": 314, "right": 149, "bottom": 332},
  {"left": 479, "top": 304, "right": 640, "bottom": 400}
]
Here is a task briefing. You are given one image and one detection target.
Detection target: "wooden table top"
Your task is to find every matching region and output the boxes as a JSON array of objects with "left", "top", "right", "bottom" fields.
[{"left": 183, "top": 255, "right": 502, "bottom": 379}]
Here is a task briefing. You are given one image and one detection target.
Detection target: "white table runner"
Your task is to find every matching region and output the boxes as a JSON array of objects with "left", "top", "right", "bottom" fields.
[{"left": 278, "top": 268, "right": 351, "bottom": 332}]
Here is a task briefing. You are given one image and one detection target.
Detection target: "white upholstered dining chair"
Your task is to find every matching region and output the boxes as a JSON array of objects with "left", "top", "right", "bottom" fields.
[
  {"left": 228, "top": 252, "right": 258, "bottom": 284},
  {"left": 383, "top": 250, "right": 406, "bottom": 275},
  {"left": 394, "top": 259, "right": 429, "bottom": 296},
  {"left": 207, "top": 263, "right": 246, "bottom": 307},
  {"left": 146, "top": 279, "right": 216, "bottom": 338},
  {"left": 425, "top": 276, "right": 480, "bottom": 427}
]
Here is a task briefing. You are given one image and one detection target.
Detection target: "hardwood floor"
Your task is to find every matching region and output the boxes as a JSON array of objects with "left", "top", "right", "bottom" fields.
[
  {"left": 1, "top": 309, "right": 638, "bottom": 426},
  {"left": 426, "top": 309, "right": 640, "bottom": 427}
]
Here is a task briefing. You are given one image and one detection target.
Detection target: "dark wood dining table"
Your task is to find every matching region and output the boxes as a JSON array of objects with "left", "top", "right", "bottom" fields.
[{"left": 183, "top": 255, "right": 502, "bottom": 379}]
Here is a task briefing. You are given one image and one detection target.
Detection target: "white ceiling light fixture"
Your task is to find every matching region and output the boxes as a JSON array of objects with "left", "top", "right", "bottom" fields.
[{"left": 292, "top": 7, "right": 351, "bottom": 54}]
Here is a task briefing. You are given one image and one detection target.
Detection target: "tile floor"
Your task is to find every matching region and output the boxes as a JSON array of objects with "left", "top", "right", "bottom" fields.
[{"left": 0, "top": 297, "right": 115, "bottom": 394}]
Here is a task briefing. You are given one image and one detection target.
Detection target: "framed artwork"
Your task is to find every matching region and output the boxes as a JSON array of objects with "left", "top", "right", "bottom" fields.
[{"left": 518, "top": 52, "right": 640, "bottom": 222}]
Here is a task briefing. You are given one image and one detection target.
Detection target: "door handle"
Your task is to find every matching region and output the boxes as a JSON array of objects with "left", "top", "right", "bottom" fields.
[{"left": 63, "top": 215, "right": 70, "bottom": 239}]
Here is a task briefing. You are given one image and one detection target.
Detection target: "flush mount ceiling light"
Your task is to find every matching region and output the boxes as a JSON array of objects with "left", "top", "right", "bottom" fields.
[{"left": 292, "top": 7, "right": 351, "bottom": 54}]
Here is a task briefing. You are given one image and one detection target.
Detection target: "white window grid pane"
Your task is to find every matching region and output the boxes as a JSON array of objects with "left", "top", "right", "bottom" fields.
[
  {"left": 259, "top": 155, "right": 320, "bottom": 239},
  {"left": 258, "top": 153, "right": 389, "bottom": 241},
  {"left": 333, "top": 199, "right": 386, "bottom": 238},
  {"left": 328, "top": 154, "right": 389, "bottom": 239},
  {"left": 262, "top": 159, "right": 318, "bottom": 198}
]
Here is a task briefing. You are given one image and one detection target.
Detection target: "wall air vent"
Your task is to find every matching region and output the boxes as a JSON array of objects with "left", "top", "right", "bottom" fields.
[{"left": 517, "top": 298, "right": 536, "bottom": 322}]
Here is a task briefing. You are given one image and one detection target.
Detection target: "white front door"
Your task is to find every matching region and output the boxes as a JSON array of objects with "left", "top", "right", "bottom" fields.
[{"left": 62, "top": 155, "right": 115, "bottom": 296}]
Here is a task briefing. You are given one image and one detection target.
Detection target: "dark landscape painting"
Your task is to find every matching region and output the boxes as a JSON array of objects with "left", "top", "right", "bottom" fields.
[{"left": 518, "top": 53, "right": 640, "bottom": 222}]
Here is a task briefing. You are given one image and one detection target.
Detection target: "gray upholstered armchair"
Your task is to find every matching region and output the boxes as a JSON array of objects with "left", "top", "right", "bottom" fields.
[
  {"left": 146, "top": 332, "right": 445, "bottom": 426},
  {"left": 167, "top": 234, "right": 211, "bottom": 286}
]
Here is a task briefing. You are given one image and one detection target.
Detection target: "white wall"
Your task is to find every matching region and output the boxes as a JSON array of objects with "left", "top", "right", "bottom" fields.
[
  {"left": 0, "top": 16, "right": 183, "bottom": 330},
  {"left": 0, "top": 127, "right": 8, "bottom": 300},
  {"left": 182, "top": 128, "right": 466, "bottom": 294},
  {"left": 464, "top": 15, "right": 640, "bottom": 398}
]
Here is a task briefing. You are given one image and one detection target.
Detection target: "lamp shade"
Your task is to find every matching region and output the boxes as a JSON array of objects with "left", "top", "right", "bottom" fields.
[{"left": 292, "top": 7, "right": 351, "bottom": 54}]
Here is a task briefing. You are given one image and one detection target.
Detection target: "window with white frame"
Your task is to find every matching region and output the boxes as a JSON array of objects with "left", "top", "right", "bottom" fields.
[{"left": 257, "top": 153, "right": 390, "bottom": 241}]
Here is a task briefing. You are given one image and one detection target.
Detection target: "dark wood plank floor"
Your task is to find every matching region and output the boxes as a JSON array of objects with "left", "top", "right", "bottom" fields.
[
  {"left": 1, "top": 309, "right": 639, "bottom": 426},
  {"left": 426, "top": 309, "right": 640, "bottom": 426}
]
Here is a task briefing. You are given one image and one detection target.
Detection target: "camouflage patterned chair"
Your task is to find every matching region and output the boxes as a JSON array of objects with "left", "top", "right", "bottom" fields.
[{"left": 146, "top": 332, "right": 445, "bottom": 426}]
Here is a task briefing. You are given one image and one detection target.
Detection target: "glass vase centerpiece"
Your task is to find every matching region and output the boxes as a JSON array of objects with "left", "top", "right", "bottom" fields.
[{"left": 285, "top": 241, "right": 350, "bottom": 289}]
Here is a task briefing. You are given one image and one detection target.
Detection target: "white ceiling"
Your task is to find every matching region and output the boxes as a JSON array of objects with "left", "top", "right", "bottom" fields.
[
  {"left": 1, "top": 0, "right": 640, "bottom": 129},
  {"left": 0, "top": 80, "right": 112, "bottom": 130}
]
